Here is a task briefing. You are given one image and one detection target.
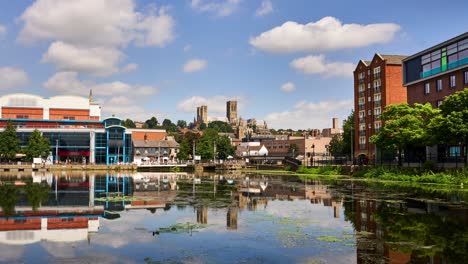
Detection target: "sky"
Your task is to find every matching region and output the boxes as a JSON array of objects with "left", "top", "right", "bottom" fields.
[{"left": 0, "top": 0, "right": 467, "bottom": 130}]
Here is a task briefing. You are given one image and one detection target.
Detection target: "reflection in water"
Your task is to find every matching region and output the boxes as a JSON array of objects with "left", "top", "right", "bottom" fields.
[{"left": 0, "top": 172, "right": 466, "bottom": 263}]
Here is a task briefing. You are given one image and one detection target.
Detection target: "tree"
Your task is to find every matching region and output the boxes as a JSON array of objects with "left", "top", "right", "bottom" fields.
[
  {"left": 23, "top": 129, "right": 50, "bottom": 161},
  {"left": 196, "top": 128, "right": 218, "bottom": 160},
  {"left": 432, "top": 88, "right": 468, "bottom": 164},
  {"left": 143, "top": 117, "right": 158, "bottom": 129},
  {"left": 122, "top": 118, "right": 136, "bottom": 128},
  {"left": 24, "top": 182, "right": 50, "bottom": 211},
  {"left": 177, "top": 138, "right": 191, "bottom": 160},
  {"left": 288, "top": 143, "right": 299, "bottom": 158},
  {"left": 162, "top": 119, "right": 178, "bottom": 133},
  {"left": 199, "top": 122, "right": 207, "bottom": 130},
  {"left": 342, "top": 111, "right": 355, "bottom": 158},
  {"left": 0, "top": 122, "right": 21, "bottom": 161},
  {"left": 0, "top": 184, "right": 18, "bottom": 217},
  {"left": 216, "top": 135, "right": 235, "bottom": 160},
  {"left": 208, "top": 121, "right": 234, "bottom": 133},
  {"left": 371, "top": 103, "right": 439, "bottom": 166},
  {"left": 329, "top": 134, "right": 345, "bottom": 156},
  {"left": 177, "top": 120, "right": 187, "bottom": 129}
]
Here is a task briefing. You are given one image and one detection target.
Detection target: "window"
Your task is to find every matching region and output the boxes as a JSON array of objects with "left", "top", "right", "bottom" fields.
[
  {"left": 359, "top": 111, "right": 365, "bottom": 118},
  {"left": 375, "top": 122, "right": 381, "bottom": 129},
  {"left": 368, "top": 83, "right": 371, "bottom": 89},
  {"left": 436, "top": 79, "right": 442, "bottom": 91},
  {"left": 359, "top": 124, "right": 365, "bottom": 130},
  {"left": 374, "top": 107, "right": 381, "bottom": 115},
  {"left": 464, "top": 71, "right": 468, "bottom": 85},
  {"left": 359, "top": 98, "right": 365, "bottom": 105},
  {"left": 368, "top": 110, "right": 372, "bottom": 116},
  {"left": 368, "top": 123, "right": 371, "bottom": 128},
  {"left": 359, "top": 136, "right": 366, "bottom": 144},
  {"left": 359, "top": 84, "right": 365, "bottom": 92},
  {"left": 374, "top": 94, "right": 381, "bottom": 101},
  {"left": 368, "top": 70, "right": 370, "bottom": 75},
  {"left": 368, "top": 96, "right": 371, "bottom": 102},
  {"left": 450, "top": 75, "right": 456, "bottom": 88},
  {"left": 64, "top": 116, "right": 75, "bottom": 120},
  {"left": 425, "top": 83, "right": 430, "bottom": 94},
  {"left": 374, "top": 79, "right": 381, "bottom": 92}
]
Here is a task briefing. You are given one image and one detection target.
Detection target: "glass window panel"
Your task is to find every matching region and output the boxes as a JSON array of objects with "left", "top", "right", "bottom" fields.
[
  {"left": 448, "top": 54, "right": 458, "bottom": 64},
  {"left": 431, "top": 60, "right": 440, "bottom": 68},
  {"left": 423, "top": 63, "right": 431, "bottom": 72},
  {"left": 459, "top": 49, "right": 468, "bottom": 60}
]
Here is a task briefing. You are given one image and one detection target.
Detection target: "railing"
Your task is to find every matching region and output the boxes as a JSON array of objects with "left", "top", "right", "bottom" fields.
[
  {"left": 374, "top": 72, "right": 381, "bottom": 79},
  {"left": 359, "top": 118, "right": 365, "bottom": 123},
  {"left": 359, "top": 78, "right": 365, "bottom": 84},
  {"left": 359, "top": 91, "right": 365, "bottom": 98},
  {"left": 359, "top": 144, "right": 366, "bottom": 150},
  {"left": 359, "top": 105, "right": 365, "bottom": 111},
  {"left": 374, "top": 86, "right": 381, "bottom": 93},
  {"left": 374, "top": 101, "right": 381, "bottom": 107},
  {"left": 359, "top": 130, "right": 366, "bottom": 136},
  {"left": 375, "top": 114, "right": 381, "bottom": 120}
]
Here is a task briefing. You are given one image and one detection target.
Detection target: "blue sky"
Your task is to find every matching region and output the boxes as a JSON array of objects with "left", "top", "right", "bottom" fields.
[{"left": 0, "top": 0, "right": 467, "bottom": 129}]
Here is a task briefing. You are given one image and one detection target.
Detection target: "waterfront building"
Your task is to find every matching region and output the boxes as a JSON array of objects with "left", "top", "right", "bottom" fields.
[
  {"left": 353, "top": 54, "right": 407, "bottom": 162},
  {"left": 0, "top": 93, "right": 170, "bottom": 165},
  {"left": 321, "top": 117, "right": 342, "bottom": 137}
]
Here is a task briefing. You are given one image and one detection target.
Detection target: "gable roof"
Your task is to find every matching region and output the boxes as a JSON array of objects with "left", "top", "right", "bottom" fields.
[
  {"left": 379, "top": 54, "right": 408, "bottom": 65},
  {"left": 133, "top": 140, "right": 179, "bottom": 148}
]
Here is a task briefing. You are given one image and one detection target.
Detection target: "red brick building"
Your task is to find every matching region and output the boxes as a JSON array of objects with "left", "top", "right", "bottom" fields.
[{"left": 353, "top": 54, "right": 407, "bottom": 161}]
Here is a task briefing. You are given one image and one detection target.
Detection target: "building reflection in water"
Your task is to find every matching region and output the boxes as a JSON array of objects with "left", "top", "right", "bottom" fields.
[{"left": 227, "top": 206, "right": 238, "bottom": 230}]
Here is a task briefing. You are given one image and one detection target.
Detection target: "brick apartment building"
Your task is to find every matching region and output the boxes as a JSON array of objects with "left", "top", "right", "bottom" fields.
[
  {"left": 354, "top": 53, "right": 407, "bottom": 162},
  {"left": 403, "top": 32, "right": 468, "bottom": 161}
]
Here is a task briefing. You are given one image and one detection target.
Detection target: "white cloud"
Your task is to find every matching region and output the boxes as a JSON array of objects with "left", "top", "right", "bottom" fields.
[
  {"left": 177, "top": 95, "right": 245, "bottom": 115},
  {"left": 183, "top": 59, "right": 207, "bottom": 73},
  {"left": 255, "top": 0, "right": 273, "bottom": 17},
  {"left": 121, "top": 63, "right": 138, "bottom": 73},
  {"left": 280, "top": 82, "right": 295, "bottom": 93},
  {"left": 250, "top": 16, "right": 400, "bottom": 53},
  {"left": 264, "top": 99, "right": 353, "bottom": 130},
  {"left": 183, "top": 44, "right": 192, "bottom": 52},
  {"left": 0, "top": 24, "right": 6, "bottom": 36},
  {"left": 0, "top": 67, "right": 29, "bottom": 90},
  {"left": 191, "top": 0, "right": 241, "bottom": 17},
  {"left": 18, "top": 0, "right": 175, "bottom": 76},
  {"left": 43, "top": 71, "right": 159, "bottom": 120},
  {"left": 290, "top": 55, "right": 354, "bottom": 78},
  {"left": 42, "top": 41, "right": 123, "bottom": 76}
]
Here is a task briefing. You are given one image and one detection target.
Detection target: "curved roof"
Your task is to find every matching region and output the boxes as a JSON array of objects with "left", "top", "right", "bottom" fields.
[{"left": 0, "top": 93, "right": 93, "bottom": 109}]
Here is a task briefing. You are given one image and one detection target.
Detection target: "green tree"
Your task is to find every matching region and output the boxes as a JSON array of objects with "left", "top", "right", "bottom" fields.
[
  {"left": 162, "top": 119, "right": 178, "bottom": 133},
  {"left": 329, "top": 134, "right": 345, "bottom": 156},
  {"left": 199, "top": 122, "right": 207, "bottom": 130},
  {"left": 177, "top": 120, "right": 187, "bottom": 129},
  {"left": 196, "top": 128, "right": 218, "bottom": 160},
  {"left": 216, "top": 135, "right": 235, "bottom": 159},
  {"left": 208, "top": 121, "right": 234, "bottom": 133},
  {"left": 0, "top": 122, "right": 21, "bottom": 161},
  {"left": 23, "top": 129, "right": 51, "bottom": 161},
  {"left": 177, "top": 138, "right": 191, "bottom": 160},
  {"left": 122, "top": 118, "right": 136, "bottom": 128},
  {"left": 143, "top": 117, "right": 158, "bottom": 129},
  {"left": 342, "top": 111, "right": 355, "bottom": 158},
  {"left": 371, "top": 103, "right": 439, "bottom": 166},
  {"left": 288, "top": 143, "right": 299, "bottom": 157},
  {"left": 432, "top": 88, "right": 468, "bottom": 164}
]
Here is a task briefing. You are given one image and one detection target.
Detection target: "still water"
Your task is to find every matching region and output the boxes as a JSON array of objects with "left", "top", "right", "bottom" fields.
[{"left": 0, "top": 172, "right": 466, "bottom": 264}]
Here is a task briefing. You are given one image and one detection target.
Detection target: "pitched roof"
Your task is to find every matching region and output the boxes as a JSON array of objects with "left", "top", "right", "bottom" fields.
[
  {"left": 133, "top": 140, "right": 179, "bottom": 148},
  {"left": 379, "top": 54, "right": 408, "bottom": 65}
]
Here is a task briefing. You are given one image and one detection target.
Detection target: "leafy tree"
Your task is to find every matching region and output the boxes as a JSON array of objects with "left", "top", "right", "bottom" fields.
[
  {"left": 177, "top": 120, "right": 187, "bottom": 129},
  {"left": 199, "top": 122, "right": 207, "bottom": 130},
  {"left": 0, "top": 122, "right": 21, "bottom": 161},
  {"left": 122, "top": 118, "right": 136, "bottom": 128},
  {"left": 208, "top": 121, "right": 234, "bottom": 133},
  {"left": 177, "top": 138, "right": 191, "bottom": 160},
  {"left": 329, "top": 134, "right": 345, "bottom": 156},
  {"left": 196, "top": 128, "right": 218, "bottom": 160},
  {"left": 23, "top": 129, "right": 50, "bottom": 161},
  {"left": 162, "top": 119, "right": 178, "bottom": 133},
  {"left": 371, "top": 103, "right": 439, "bottom": 166},
  {"left": 431, "top": 88, "right": 468, "bottom": 164},
  {"left": 216, "top": 135, "right": 235, "bottom": 159},
  {"left": 143, "top": 117, "right": 158, "bottom": 129},
  {"left": 342, "top": 111, "right": 355, "bottom": 158},
  {"left": 288, "top": 143, "right": 299, "bottom": 157}
]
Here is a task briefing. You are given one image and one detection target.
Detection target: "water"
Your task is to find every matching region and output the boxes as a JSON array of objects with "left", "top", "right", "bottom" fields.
[{"left": 0, "top": 172, "right": 466, "bottom": 264}]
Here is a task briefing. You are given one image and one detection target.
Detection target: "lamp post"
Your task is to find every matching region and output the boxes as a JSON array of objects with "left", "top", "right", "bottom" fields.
[{"left": 312, "top": 144, "right": 315, "bottom": 167}]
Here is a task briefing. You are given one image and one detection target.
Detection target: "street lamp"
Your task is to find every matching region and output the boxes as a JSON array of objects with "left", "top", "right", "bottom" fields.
[{"left": 312, "top": 144, "right": 315, "bottom": 167}]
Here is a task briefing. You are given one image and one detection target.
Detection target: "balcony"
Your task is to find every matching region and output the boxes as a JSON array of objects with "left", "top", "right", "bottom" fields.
[
  {"left": 359, "top": 105, "right": 365, "bottom": 111},
  {"left": 359, "top": 144, "right": 366, "bottom": 150},
  {"left": 375, "top": 127, "right": 381, "bottom": 133},
  {"left": 359, "top": 130, "right": 366, "bottom": 136},
  {"left": 359, "top": 91, "right": 365, "bottom": 98},
  {"left": 374, "top": 72, "right": 381, "bottom": 79},
  {"left": 374, "top": 86, "right": 381, "bottom": 93},
  {"left": 375, "top": 114, "right": 381, "bottom": 120},
  {"left": 359, "top": 118, "right": 365, "bottom": 123},
  {"left": 359, "top": 78, "right": 365, "bottom": 84},
  {"left": 374, "top": 101, "right": 381, "bottom": 107}
]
